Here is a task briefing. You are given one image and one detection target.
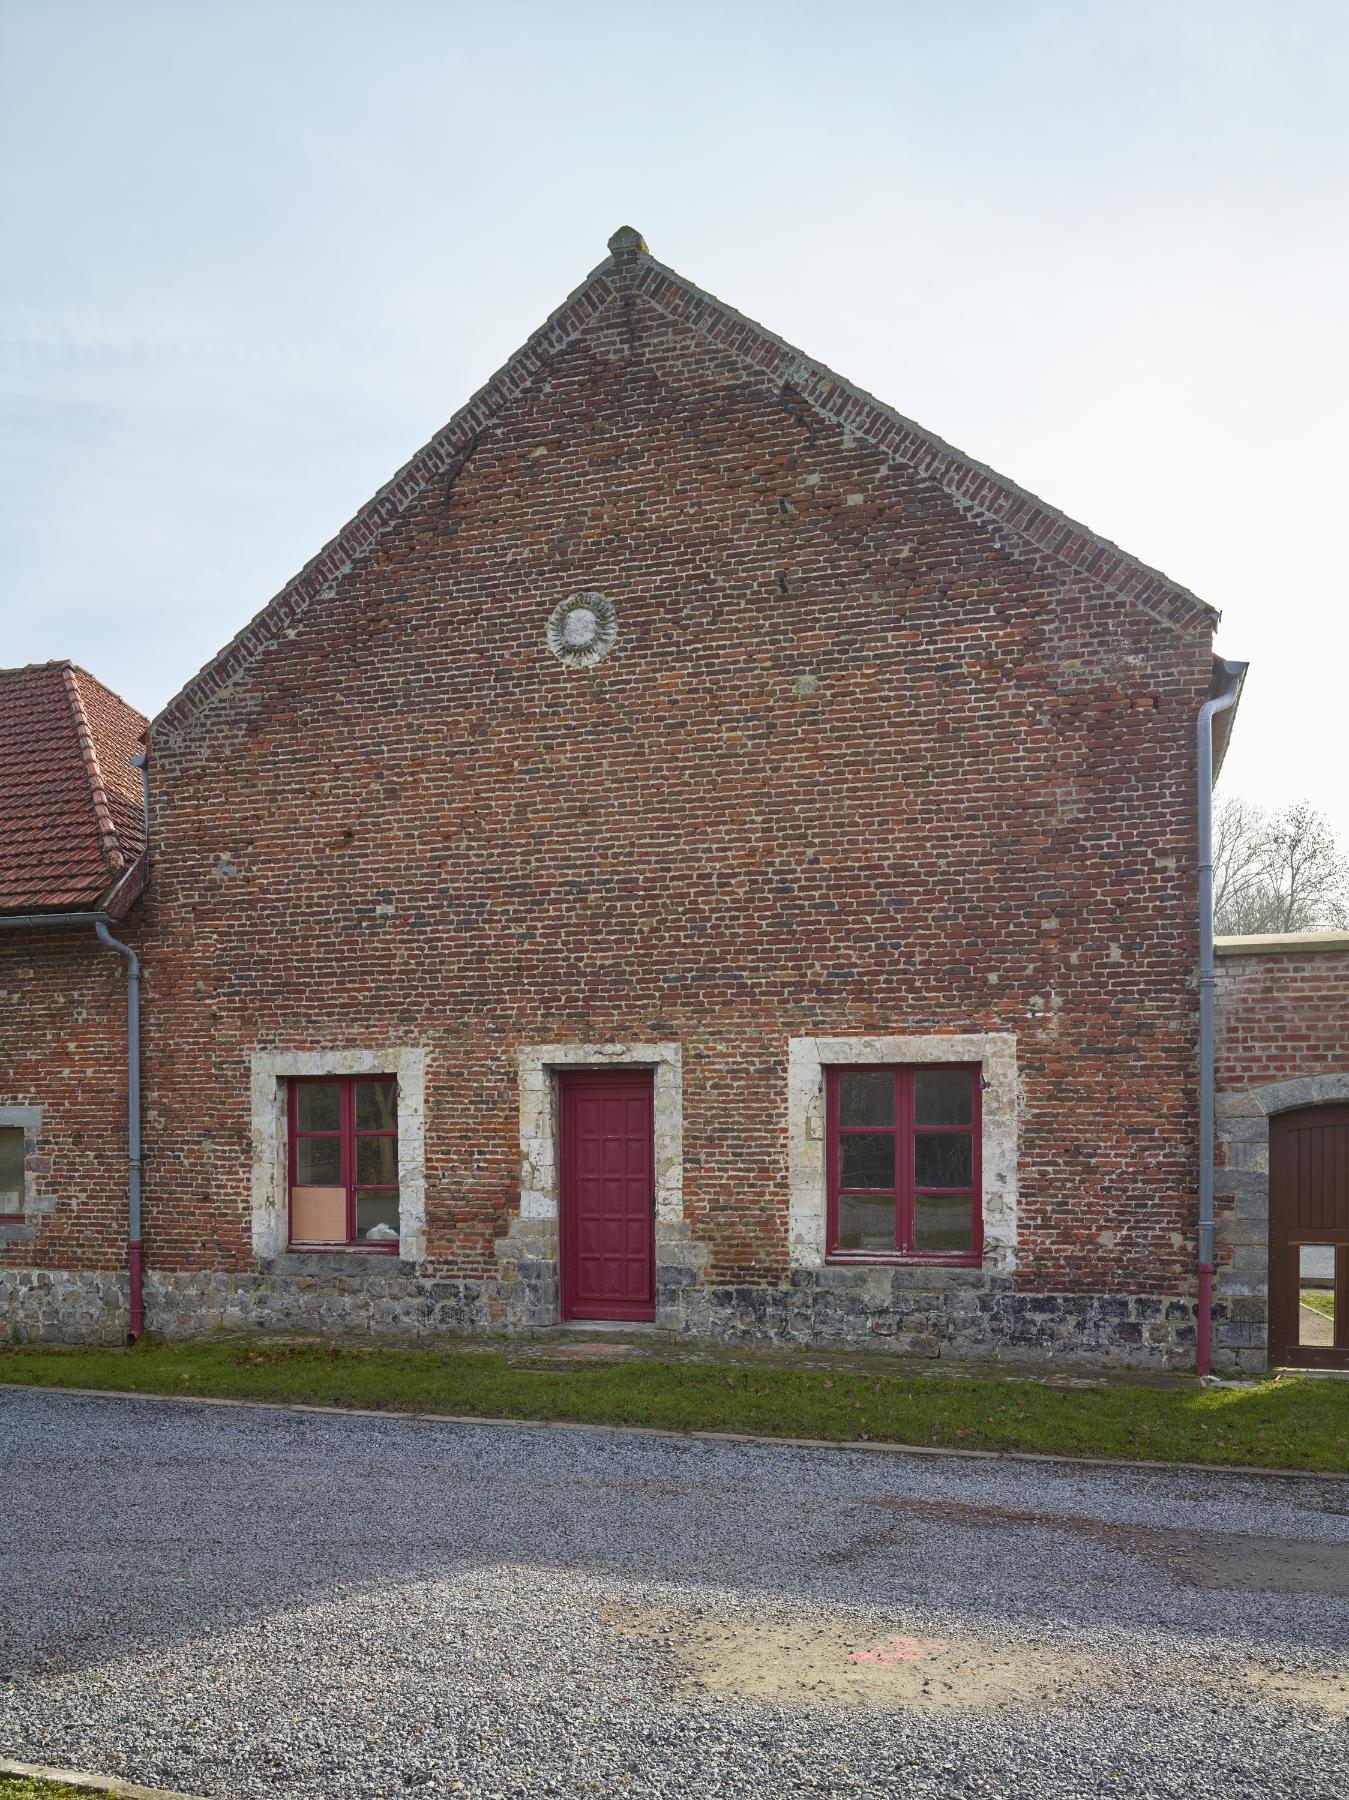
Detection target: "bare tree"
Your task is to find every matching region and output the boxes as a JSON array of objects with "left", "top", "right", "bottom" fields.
[
  {"left": 1212, "top": 797, "right": 1270, "bottom": 935},
  {"left": 1213, "top": 797, "right": 1349, "bottom": 935}
]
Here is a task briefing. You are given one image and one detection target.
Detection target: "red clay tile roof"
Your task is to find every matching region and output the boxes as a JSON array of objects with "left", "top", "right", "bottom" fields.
[{"left": 0, "top": 661, "right": 148, "bottom": 914}]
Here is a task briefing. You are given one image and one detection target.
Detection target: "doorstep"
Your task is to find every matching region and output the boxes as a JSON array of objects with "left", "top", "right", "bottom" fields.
[
  {"left": 553, "top": 1318, "right": 661, "bottom": 1334},
  {"left": 1270, "top": 1365, "right": 1349, "bottom": 1380}
]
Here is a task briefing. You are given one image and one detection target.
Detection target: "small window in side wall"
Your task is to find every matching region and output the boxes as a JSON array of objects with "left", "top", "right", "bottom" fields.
[
  {"left": 0, "top": 1125, "right": 23, "bottom": 1220},
  {"left": 825, "top": 1064, "right": 982, "bottom": 1263},
  {"left": 288, "top": 1076, "right": 399, "bottom": 1250}
]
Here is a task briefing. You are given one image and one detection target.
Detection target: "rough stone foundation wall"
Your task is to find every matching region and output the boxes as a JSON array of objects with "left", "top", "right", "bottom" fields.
[
  {"left": 3, "top": 1269, "right": 129, "bottom": 1345},
  {"left": 4, "top": 1261, "right": 1200, "bottom": 1371},
  {"left": 662, "top": 1274, "right": 1199, "bottom": 1370},
  {"left": 147, "top": 1263, "right": 486, "bottom": 1341}
]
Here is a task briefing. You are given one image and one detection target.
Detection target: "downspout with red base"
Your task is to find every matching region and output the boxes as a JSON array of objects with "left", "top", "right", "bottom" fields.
[
  {"left": 1196, "top": 659, "right": 1247, "bottom": 1377},
  {"left": 95, "top": 918, "right": 143, "bottom": 1341}
]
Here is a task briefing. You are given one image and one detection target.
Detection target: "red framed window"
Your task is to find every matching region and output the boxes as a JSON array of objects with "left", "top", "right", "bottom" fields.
[
  {"left": 825, "top": 1064, "right": 982, "bottom": 1263},
  {"left": 287, "top": 1076, "right": 399, "bottom": 1250},
  {"left": 0, "top": 1126, "right": 24, "bottom": 1223}
]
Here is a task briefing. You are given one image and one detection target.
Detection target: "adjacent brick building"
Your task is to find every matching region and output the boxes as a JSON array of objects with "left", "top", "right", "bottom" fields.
[
  {"left": 0, "top": 662, "right": 147, "bottom": 1338},
  {"left": 11, "top": 227, "right": 1333, "bottom": 1371}
]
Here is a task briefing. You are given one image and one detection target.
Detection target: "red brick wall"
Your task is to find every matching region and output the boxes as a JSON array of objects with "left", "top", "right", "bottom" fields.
[
  {"left": 0, "top": 928, "right": 133, "bottom": 1268},
  {"left": 137, "top": 279, "right": 1214, "bottom": 1299},
  {"left": 1215, "top": 946, "right": 1349, "bottom": 1091}
]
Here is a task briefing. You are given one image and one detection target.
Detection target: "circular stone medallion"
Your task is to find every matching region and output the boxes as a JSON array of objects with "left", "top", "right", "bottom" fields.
[{"left": 546, "top": 592, "right": 619, "bottom": 668}]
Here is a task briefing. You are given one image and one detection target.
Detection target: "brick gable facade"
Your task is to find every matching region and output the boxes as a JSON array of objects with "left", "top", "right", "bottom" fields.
[{"left": 5, "top": 233, "right": 1245, "bottom": 1366}]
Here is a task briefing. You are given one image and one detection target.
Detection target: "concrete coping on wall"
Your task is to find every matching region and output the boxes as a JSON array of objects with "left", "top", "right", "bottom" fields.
[{"left": 1215, "top": 930, "right": 1349, "bottom": 957}]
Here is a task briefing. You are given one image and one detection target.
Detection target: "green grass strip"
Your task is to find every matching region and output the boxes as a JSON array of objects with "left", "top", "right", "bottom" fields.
[
  {"left": 1, "top": 1338, "right": 1346, "bottom": 1472},
  {"left": 1300, "top": 1288, "right": 1336, "bottom": 1320},
  {"left": 0, "top": 1779, "right": 120, "bottom": 1800}
]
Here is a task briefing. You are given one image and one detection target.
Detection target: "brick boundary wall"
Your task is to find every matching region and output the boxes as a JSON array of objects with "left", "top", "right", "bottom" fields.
[{"left": 1213, "top": 932, "right": 1349, "bottom": 1370}]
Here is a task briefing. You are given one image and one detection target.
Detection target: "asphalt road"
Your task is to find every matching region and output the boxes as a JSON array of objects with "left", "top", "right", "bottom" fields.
[{"left": 1, "top": 1388, "right": 1346, "bottom": 1799}]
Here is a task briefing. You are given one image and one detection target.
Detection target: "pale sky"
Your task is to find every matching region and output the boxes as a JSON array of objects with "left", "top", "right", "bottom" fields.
[{"left": 2, "top": 0, "right": 1346, "bottom": 838}]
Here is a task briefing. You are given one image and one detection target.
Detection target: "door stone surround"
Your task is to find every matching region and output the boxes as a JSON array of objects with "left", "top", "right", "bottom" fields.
[{"left": 497, "top": 1043, "right": 693, "bottom": 1328}]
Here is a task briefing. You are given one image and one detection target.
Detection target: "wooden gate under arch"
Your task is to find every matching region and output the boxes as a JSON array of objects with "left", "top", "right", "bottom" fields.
[{"left": 1268, "top": 1103, "right": 1349, "bottom": 1369}]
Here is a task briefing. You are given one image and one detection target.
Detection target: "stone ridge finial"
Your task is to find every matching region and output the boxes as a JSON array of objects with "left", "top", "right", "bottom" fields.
[{"left": 607, "top": 225, "right": 648, "bottom": 256}]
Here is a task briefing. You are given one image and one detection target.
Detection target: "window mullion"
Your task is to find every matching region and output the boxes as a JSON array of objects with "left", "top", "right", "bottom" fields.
[
  {"left": 897, "top": 1068, "right": 913, "bottom": 1253},
  {"left": 825, "top": 1068, "right": 837, "bottom": 1253},
  {"left": 343, "top": 1079, "right": 355, "bottom": 1245}
]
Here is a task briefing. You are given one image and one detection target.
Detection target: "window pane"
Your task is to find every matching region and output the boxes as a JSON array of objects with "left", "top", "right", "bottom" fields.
[
  {"left": 356, "top": 1190, "right": 401, "bottom": 1243},
  {"left": 914, "top": 1192, "right": 975, "bottom": 1254},
  {"left": 837, "top": 1193, "right": 895, "bottom": 1251},
  {"left": 839, "top": 1132, "right": 895, "bottom": 1190},
  {"left": 838, "top": 1071, "right": 895, "bottom": 1128},
  {"left": 296, "top": 1082, "right": 341, "bottom": 1133},
  {"left": 355, "top": 1079, "right": 397, "bottom": 1133},
  {"left": 0, "top": 1127, "right": 23, "bottom": 1206},
  {"left": 297, "top": 1136, "right": 342, "bottom": 1185},
  {"left": 914, "top": 1068, "right": 973, "bottom": 1127},
  {"left": 914, "top": 1132, "right": 972, "bottom": 1189},
  {"left": 356, "top": 1135, "right": 397, "bottom": 1186},
  {"left": 290, "top": 1185, "right": 347, "bottom": 1242}
]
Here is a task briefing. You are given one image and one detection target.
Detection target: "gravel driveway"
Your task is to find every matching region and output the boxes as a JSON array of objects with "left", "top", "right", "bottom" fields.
[{"left": 1, "top": 1389, "right": 1346, "bottom": 1799}]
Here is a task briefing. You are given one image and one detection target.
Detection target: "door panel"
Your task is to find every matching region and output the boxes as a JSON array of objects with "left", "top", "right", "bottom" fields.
[
  {"left": 560, "top": 1073, "right": 655, "bottom": 1321},
  {"left": 1269, "top": 1104, "right": 1349, "bottom": 1369}
]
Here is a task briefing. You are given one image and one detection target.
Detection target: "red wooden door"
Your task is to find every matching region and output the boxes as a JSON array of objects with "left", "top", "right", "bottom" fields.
[{"left": 559, "top": 1071, "right": 655, "bottom": 1322}]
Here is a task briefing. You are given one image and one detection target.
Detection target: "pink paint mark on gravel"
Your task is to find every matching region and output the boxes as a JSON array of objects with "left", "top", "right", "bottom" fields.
[{"left": 848, "top": 1635, "right": 948, "bottom": 1665}]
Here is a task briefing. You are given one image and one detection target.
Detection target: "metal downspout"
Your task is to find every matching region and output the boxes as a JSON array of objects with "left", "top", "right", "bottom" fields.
[
  {"left": 95, "top": 920, "right": 144, "bottom": 1342},
  {"left": 1196, "top": 659, "right": 1247, "bottom": 1377}
]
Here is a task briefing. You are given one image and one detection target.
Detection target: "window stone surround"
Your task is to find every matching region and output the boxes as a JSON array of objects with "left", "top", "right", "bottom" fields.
[
  {"left": 0, "top": 1104, "right": 44, "bottom": 1244},
  {"left": 787, "top": 1034, "right": 1019, "bottom": 1277},
  {"left": 249, "top": 1048, "right": 427, "bottom": 1263}
]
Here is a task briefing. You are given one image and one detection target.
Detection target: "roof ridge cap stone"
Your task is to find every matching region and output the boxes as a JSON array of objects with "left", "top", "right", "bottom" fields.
[
  {"left": 61, "top": 666, "right": 125, "bottom": 873},
  {"left": 0, "top": 657, "right": 76, "bottom": 678}
]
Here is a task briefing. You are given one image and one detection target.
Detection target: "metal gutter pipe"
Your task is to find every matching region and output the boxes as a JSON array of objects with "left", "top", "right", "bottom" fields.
[
  {"left": 1196, "top": 658, "right": 1247, "bottom": 1377},
  {"left": 0, "top": 911, "right": 110, "bottom": 930},
  {"left": 94, "top": 920, "right": 143, "bottom": 1341}
]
